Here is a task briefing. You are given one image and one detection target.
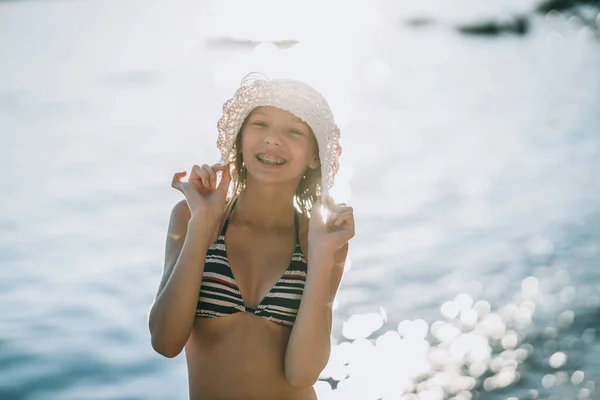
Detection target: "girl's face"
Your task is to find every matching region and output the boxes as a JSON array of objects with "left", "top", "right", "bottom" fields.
[{"left": 240, "top": 106, "right": 319, "bottom": 187}]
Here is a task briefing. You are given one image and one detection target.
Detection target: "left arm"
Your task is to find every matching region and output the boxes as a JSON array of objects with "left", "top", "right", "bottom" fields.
[
  {"left": 284, "top": 246, "right": 347, "bottom": 388},
  {"left": 284, "top": 197, "right": 354, "bottom": 388}
]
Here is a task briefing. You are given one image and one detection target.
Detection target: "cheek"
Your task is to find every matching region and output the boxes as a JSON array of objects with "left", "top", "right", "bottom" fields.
[
  {"left": 240, "top": 128, "right": 260, "bottom": 150},
  {"left": 306, "top": 140, "right": 318, "bottom": 162},
  {"left": 293, "top": 139, "right": 317, "bottom": 163}
]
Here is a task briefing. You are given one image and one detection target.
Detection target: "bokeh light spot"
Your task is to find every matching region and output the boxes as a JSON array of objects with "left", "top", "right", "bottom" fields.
[{"left": 549, "top": 351, "right": 567, "bottom": 369}]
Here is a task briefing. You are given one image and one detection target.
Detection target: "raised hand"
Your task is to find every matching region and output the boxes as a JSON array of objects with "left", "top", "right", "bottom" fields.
[
  {"left": 308, "top": 196, "right": 355, "bottom": 259},
  {"left": 171, "top": 163, "right": 231, "bottom": 227}
]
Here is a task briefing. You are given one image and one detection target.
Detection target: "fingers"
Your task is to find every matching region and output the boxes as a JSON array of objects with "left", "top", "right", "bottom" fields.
[
  {"left": 313, "top": 196, "right": 354, "bottom": 221},
  {"left": 323, "top": 196, "right": 351, "bottom": 214},
  {"left": 333, "top": 211, "right": 354, "bottom": 227},
  {"left": 183, "top": 162, "right": 231, "bottom": 191},
  {"left": 323, "top": 196, "right": 350, "bottom": 212},
  {"left": 325, "top": 200, "right": 354, "bottom": 228},
  {"left": 191, "top": 165, "right": 208, "bottom": 187},
  {"left": 210, "top": 162, "right": 228, "bottom": 172},
  {"left": 191, "top": 164, "right": 217, "bottom": 189},
  {"left": 332, "top": 205, "right": 352, "bottom": 214},
  {"left": 203, "top": 164, "right": 217, "bottom": 189},
  {"left": 171, "top": 171, "right": 187, "bottom": 190}
]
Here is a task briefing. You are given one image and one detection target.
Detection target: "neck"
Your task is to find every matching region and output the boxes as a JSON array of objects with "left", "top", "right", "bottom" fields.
[{"left": 232, "top": 180, "right": 298, "bottom": 230}]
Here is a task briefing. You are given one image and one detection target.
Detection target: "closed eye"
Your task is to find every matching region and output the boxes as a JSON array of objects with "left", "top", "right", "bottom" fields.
[
  {"left": 252, "top": 121, "right": 267, "bottom": 127},
  {"left": 290, "top": 129, "right": 304, "bottom": 135}
]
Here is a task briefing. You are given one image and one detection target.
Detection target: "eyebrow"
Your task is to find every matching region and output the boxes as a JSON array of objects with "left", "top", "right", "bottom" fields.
[{"left": 250, "top": 111, "right": 305, "bottom": 124}]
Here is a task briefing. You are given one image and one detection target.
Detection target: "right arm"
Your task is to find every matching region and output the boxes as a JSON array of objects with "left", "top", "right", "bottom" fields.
[
  {"left": 148, "top": 200, "right": 213, "bottom": 358},
  {"left": 148, "top": 163, "right": 231, "bottom": 358}
]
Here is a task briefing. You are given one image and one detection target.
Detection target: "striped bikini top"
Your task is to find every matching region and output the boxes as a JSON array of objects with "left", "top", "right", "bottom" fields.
[{"left": 195, "top": 201, "right": 308, "bottom": 328}]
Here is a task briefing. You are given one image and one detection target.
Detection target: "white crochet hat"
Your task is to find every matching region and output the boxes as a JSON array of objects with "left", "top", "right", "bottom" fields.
[{"left": 216, "top": 72, "right": 342, "bottom": 200}]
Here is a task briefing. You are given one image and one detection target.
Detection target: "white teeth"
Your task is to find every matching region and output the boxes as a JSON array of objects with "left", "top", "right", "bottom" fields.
[{"left": 257, "top": 154, "right": 286, "bottom": 165}]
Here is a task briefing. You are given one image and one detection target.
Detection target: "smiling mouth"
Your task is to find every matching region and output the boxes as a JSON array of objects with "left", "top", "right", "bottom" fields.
[{"left": 256, "top": 154, "right": 287, "bottom": 165}]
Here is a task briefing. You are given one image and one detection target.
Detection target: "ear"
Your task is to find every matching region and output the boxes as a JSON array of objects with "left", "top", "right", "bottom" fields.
[{"left": 308, "top": 154, "right": 320, "bottom": 170}]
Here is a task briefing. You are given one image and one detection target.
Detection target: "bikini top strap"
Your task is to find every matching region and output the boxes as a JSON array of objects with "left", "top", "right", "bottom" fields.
[
  {"left": 294, "top": 210, "right": 300, "bottom": 245},
  {"left": 220, "top": 198, "right": 238, "bottom": 235}
]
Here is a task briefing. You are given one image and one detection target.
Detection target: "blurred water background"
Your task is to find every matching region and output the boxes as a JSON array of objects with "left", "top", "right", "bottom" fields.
[{"left": 1, "top": 0, "right": 600, "bottom": 399}]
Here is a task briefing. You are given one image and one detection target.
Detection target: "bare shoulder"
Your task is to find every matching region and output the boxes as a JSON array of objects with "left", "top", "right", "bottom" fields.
[{"left": 170, "top": 199, "right": 191, "bottom": 229}]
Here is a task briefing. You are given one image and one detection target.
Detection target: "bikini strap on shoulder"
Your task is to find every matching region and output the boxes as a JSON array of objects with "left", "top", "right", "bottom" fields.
[
  {"left": 293, "top": 210, "right": 300, "bottom": 245},
  {"left": 220, "top": 198, "right": 238, "bottom": 235}
]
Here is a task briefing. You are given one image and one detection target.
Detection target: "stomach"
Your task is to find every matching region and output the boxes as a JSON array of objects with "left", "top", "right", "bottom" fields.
[{"left": 184, "top": 313, "right": 317, "bottom": 400}]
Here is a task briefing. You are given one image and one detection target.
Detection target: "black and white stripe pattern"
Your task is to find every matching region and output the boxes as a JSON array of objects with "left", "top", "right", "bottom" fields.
[{"left": 196, "top": 231, "right": 308, "bottom": 328}]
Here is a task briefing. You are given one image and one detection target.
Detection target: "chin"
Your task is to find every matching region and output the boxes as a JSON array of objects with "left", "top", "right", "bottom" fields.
[{"left": 247, "top": 170, "right": 301, "bottom": 188}]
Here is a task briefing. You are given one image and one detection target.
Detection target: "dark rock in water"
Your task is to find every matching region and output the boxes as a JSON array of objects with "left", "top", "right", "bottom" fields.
[
  {"left": 456, "top": 15, "right": 530, "bottom": 37},
  {"left": 273, "top": 39, "right": 300, "bottom": 49},
  {"left": 405, "top": 17, "right": 436, "bottom": 28},
  {"left": 205, "top": 37, "right": 255, "bottom": 48},
  {"left": 204, "top": 36, "right": 300, "bottom": 49},
  {"left": 536, "top": 0, "right": 600, "bottom": 13}
]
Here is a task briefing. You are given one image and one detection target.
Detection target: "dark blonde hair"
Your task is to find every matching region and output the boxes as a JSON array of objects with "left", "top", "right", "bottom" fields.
[{"left": 225, "top": 115, "right": 322, "bottom": 217}]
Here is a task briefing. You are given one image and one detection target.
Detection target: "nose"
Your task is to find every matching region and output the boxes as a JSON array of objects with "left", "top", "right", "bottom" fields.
[
  {"left": 263, "top": 137, "right": 280, "bottom": 146},
  {"left": 263, "top": 128, "right": 282, "bottom": 146}
]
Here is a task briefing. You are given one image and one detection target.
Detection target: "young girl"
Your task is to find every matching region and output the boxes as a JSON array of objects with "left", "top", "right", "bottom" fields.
[{"left": 148, "top": 73, "right": 355, "bottom": 400}]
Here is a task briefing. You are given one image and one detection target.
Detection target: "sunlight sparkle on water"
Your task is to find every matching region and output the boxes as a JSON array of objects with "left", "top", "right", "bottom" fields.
[
  {"left": 501, "top": 331, "right": 520, "bottom": 350},
  {"left": 572, "top": 370, "right": 585, "bottom": 385},
  {"left": 318, "top": 273, "right": 599, "bottom": 399},
  {"left": 342, "top": 312, "right": 385, "bottom": 340},
  {"left": 460, "top": 308, "right": 478, "bottom": 327},
  {"left": 549, "top": 351, "right": 568, "bottom": 368},
  {"left": 558, "top": 310, "right": 575, "bottom": 329},
  {"left": 431, "top": 321, "right": 462, "bottom": 343},
  {"left": 397, "top": 319, "right": 429, "bottom": 340},
  {"left": 522, "top": 277, "right": 540, "bottom": 299},
  {"left": 542, "top": 373, "right": 556, "bottom": 389},
  {"left": 473, "top": 300, "right": 491, "bottom": 319},
  {"left": 441, "top": 301, "right": 460, "bottom": 319},
  {"left": 455, "top": 293, "right": 474, "bottom": 310}
]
